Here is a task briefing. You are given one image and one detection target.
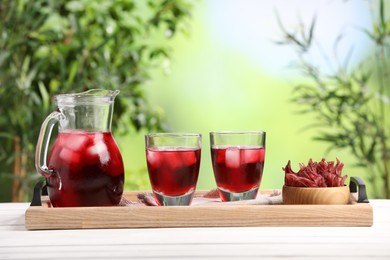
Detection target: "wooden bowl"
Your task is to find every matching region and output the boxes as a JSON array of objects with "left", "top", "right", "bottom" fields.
[{"left": 282, "top": 185, "right": 350, "bottom": 205}]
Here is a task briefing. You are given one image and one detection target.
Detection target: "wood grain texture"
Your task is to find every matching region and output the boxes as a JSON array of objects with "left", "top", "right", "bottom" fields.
[
  {"left": 282, "top": 185, "right": 350, "bottom": 205},
  {"left": 25, "top": 190, "right": 373, "bottom": 230},
  {"left": 2, "top": 201, "right": 389, "bottom": 259}
]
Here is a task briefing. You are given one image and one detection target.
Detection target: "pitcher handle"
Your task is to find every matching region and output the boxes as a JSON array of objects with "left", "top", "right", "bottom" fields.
[{"left": 35, "top": 111, "right": 63, "bottom": 178}]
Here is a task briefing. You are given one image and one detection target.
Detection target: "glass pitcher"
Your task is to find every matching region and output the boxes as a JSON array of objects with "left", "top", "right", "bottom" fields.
[{"left": 35, "top": 89, "right": 124, "bottom": 207}]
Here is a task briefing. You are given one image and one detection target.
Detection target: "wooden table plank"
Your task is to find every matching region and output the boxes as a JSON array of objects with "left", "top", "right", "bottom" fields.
[{"left": 0, "top": 200, "right": 389, "bottom": 259}]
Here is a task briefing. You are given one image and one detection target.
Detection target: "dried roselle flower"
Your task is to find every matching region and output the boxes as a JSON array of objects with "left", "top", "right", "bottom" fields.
[
  {"left": 304, "top": 160, "right": 327, "bottom": 187},
  {"left": 285, "top": 173, "right": 317, "bottom": 187},
  {"left": 283, "top": 158, "right": 348, "bottom": 187}
]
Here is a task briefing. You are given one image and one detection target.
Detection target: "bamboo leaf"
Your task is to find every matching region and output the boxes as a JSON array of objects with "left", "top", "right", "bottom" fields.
[
  {"left": 360, "top": 27, "right": 378, "bottom": 42},
  {"left": 380, "top": 0, "right": 385, "bottom": 30},
  {"left": 367, "top": 139, "right": 377, "bottom": 163},
  {"left": 65, "top": 60, "right": 79, "bottom": 90},
  {"left": 307, "top": 15, "right": 316, "bottom": 46},
  {"left": 38, "top": 81, "right": 49, "bottom": 112}
]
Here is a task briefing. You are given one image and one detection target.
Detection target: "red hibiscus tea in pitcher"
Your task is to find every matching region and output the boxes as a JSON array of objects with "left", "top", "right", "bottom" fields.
[
  {"left": 47, "top": 131, "right": 124, "bottom": 207},
  {"left": 146, "top": 147, "right": 201, "bottom": 199},
  {"left": 211, "top": 146, "right": 265, "bottom": 196},
  {"left": 35, "top": 89, "right": 124, "bottom": 207}
]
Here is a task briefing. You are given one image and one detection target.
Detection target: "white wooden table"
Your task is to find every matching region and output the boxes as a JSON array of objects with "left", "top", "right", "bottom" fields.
[{"left": 1, "top": 200, "right": 390, "bottom": 259}]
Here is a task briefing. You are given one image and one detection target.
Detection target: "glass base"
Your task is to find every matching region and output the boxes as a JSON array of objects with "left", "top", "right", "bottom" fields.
[
  {"left": 153, "top": 190, "right": 194, "bottom": 206},
  {"left": 218, "top": 187, "right": 259, "bottom": 202}
]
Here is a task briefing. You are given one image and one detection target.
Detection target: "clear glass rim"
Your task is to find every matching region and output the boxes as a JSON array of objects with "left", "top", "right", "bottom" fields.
[
  {"left": 145, "top": 132, "right": 202, "bottom": 138},
  {"left": 209, "top": 130, "right": 266, "bottom": 135},
  {"left": 55, "top": 89, "right": 120, "bottom": 105}
]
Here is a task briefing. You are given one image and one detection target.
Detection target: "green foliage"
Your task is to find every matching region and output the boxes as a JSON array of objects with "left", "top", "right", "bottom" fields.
[
  {"left": 276, "top": 0, "right": 390, "bottom": 198},
  {"left": 0, "top": 0, "right": 194, "bottom": 201}
]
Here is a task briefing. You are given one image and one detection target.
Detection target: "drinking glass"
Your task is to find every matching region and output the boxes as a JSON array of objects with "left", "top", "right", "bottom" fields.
[
  {"left": 210, "top": 131, "right": 266, "bottom": 201},
  {"left": 145, "top": 133, "right": 202, "bottom": 206}
]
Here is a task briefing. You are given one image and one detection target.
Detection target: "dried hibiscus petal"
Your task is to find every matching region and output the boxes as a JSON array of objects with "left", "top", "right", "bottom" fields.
[{"left": 283, "top": 158, "right": 347, "bottom": 187}]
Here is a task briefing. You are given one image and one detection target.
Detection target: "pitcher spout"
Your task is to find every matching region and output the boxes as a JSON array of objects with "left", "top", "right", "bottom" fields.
[{"left": 80, "top": 89, "right": 120, "bottom": 98}]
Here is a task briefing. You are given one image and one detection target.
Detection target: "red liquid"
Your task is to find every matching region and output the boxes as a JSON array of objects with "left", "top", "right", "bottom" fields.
[
  {"left": 47, "top": 131, "right": 124, "bottom": 207},
  {"left": 146, "top": 147, "right": 201, "bottom": 200},
  {"left": 211, "top": 146, "right": 265, "bottom": 193}
]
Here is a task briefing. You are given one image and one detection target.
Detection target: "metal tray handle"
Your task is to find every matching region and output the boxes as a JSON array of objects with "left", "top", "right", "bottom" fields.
[{"left": 349, "top": 176, "right": 369, "bottom": 203}]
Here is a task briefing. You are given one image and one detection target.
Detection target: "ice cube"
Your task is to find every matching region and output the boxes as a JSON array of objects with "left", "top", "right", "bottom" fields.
[
  {"left": 225, "top": 147, "right": 240, "bottom": 168},
  {"left": 156, "top": 148, "right": 194, "bottom": 170},
  {"left": 241, "top": 148, "right": 261, "bottom": 164},
  {"left": 87, "top": 134, "right": 110, "bottom": 164},
  {"left": 64, "top": 133, "right": 89, "bottom": 151},
  {"left": 259, "top": 148, "right": 265, "bottom": 162},
  {"left": 59, "top": 147, "right": 81, "bottom": 166},
  {"left": 167, "top": 157, "right": 182, "bottom": 170},
  {"left": 213, "top": 147, "right": 225, "bottom": 164},
  {"left": 88, "top": 142, "right": 110, "bottom": 164},
  {"left": 179, "top": 149, "right": 197, "bottom": 166},
  {"left": 165, "top": 149, "right": 183, "bottom": 170},
  {"left": 146, "top": 149, "right": 160, "bottom": 168}
]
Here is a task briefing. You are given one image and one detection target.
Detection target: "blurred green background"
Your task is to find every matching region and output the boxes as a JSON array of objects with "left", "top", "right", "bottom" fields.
[
  {"left": 1, "top": 0, "right": 389, "bottom": 201},
  {"left": 120, "top": 0, "right": 372, "bottom": 194}
]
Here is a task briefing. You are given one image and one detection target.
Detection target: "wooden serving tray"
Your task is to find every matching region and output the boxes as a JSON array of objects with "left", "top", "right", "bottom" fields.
[{"left": 25, "top": 190, "right": 373, "bottom": 230}]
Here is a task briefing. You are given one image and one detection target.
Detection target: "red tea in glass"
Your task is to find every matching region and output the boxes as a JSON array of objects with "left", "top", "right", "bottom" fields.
[
  {"left": 145, "top": 133, "right": 202, "bottom": 206},
  {"left": 146, "top": 147, "right": 201, "bottom": 197},
  {"left": 211, "top": 146, "right": 265, "bottom": 192},
  {"left": 47, "top": 131, "right": 124, "bottom": 207},
  {"left": 210, "top": 131, "right": 266, "bottom": 201}
]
